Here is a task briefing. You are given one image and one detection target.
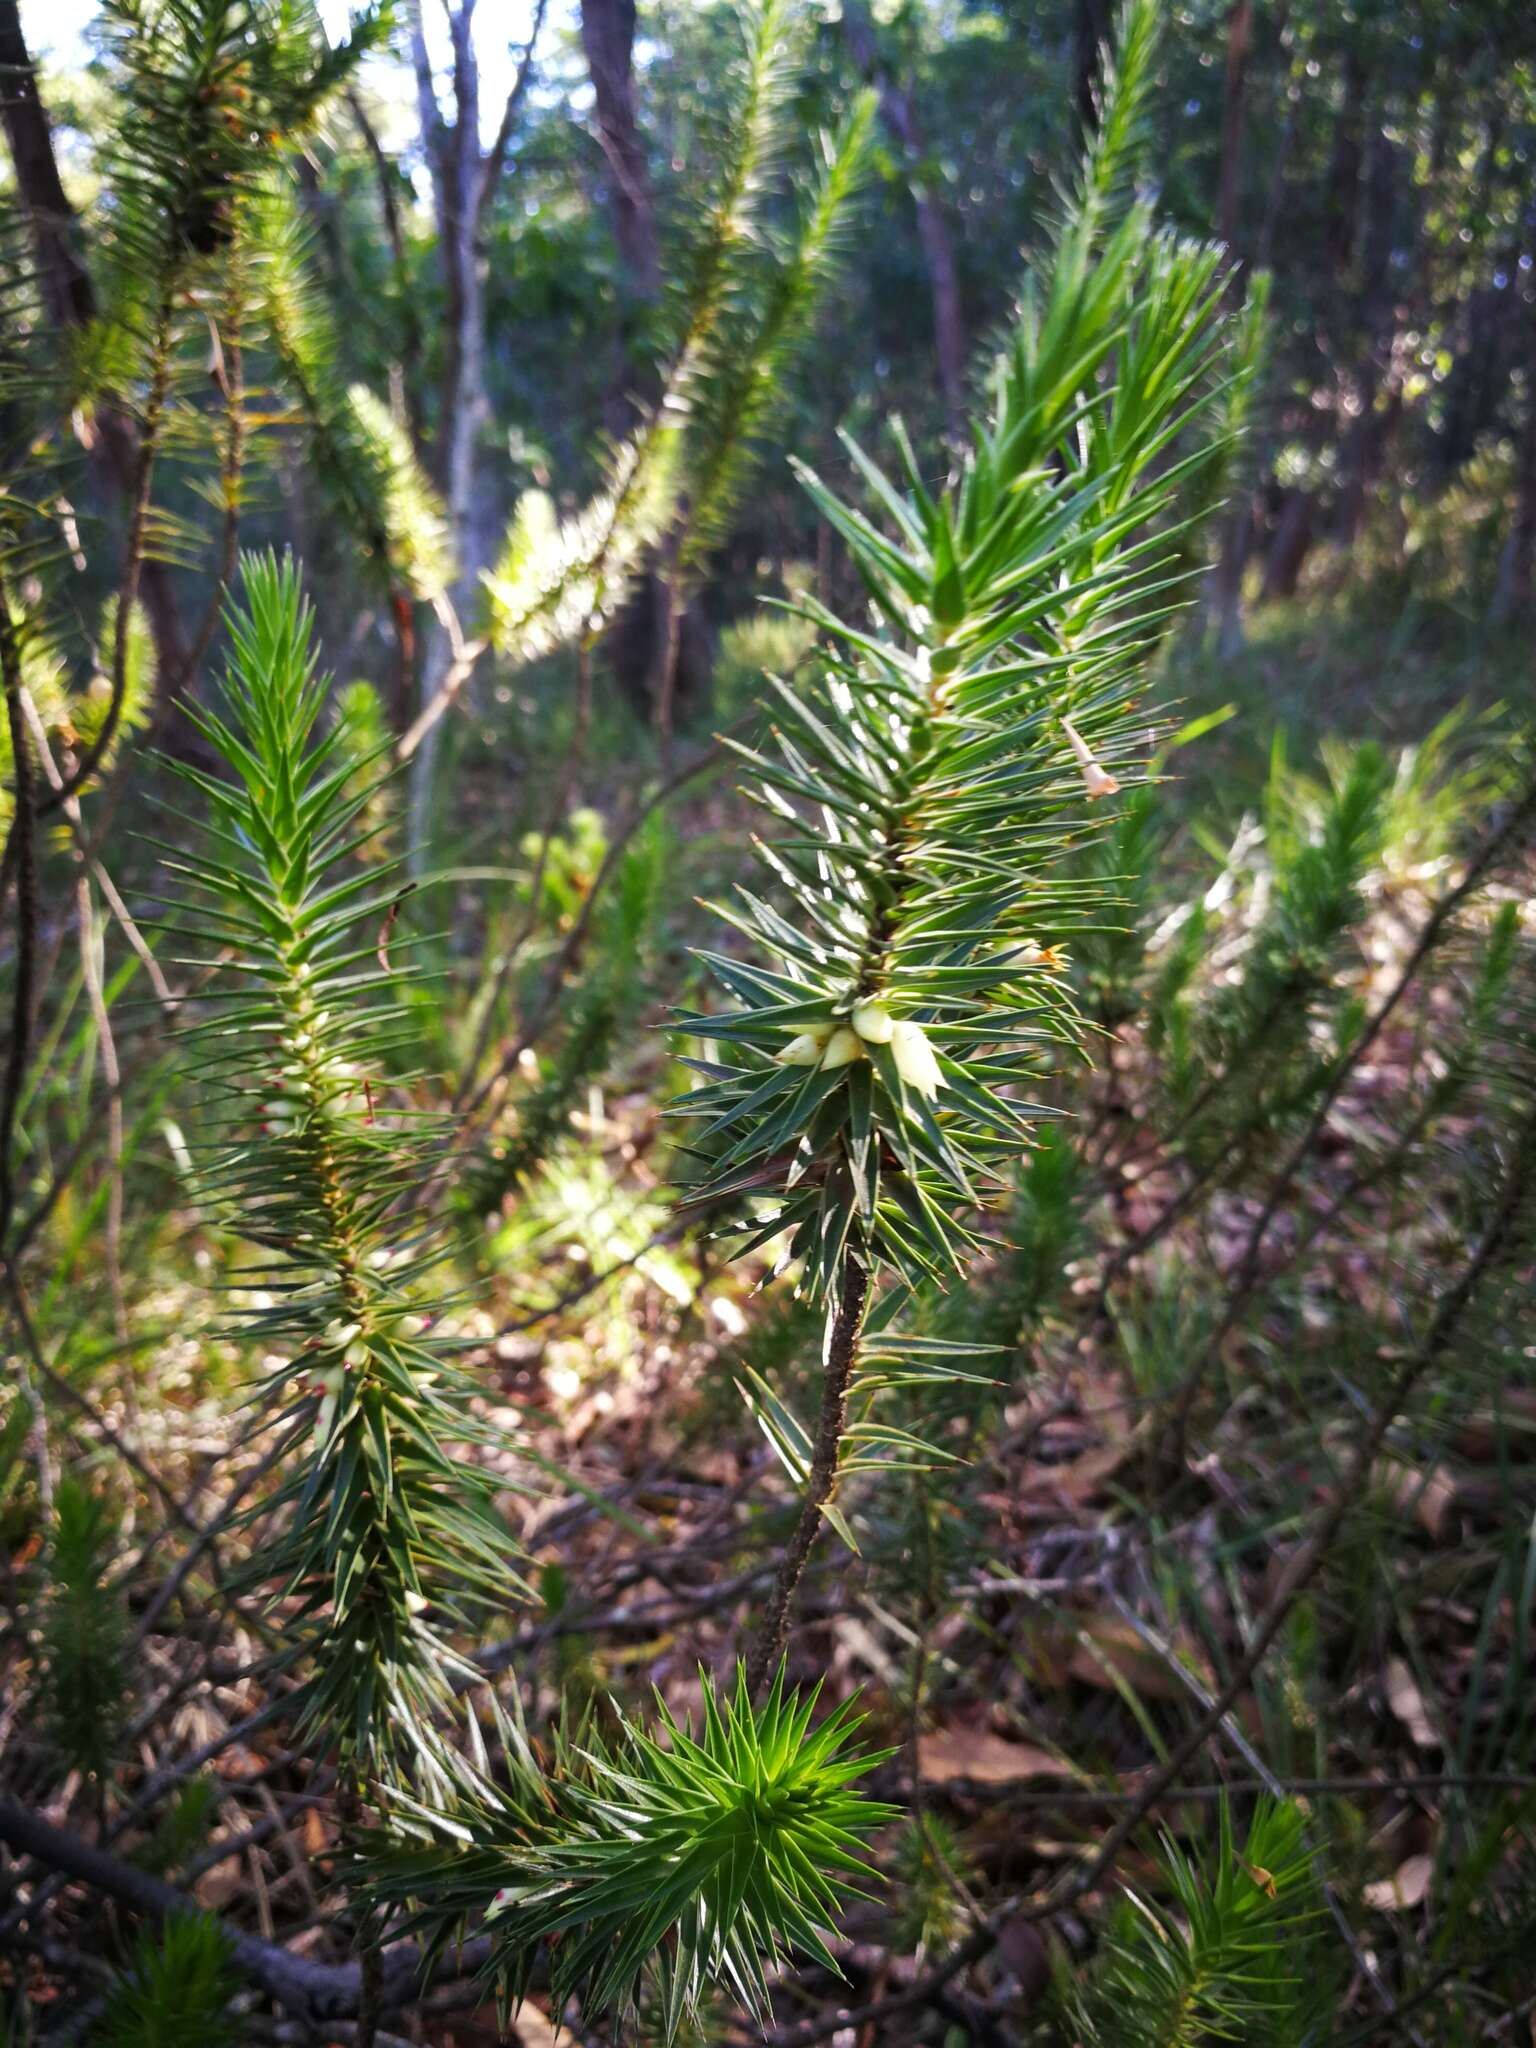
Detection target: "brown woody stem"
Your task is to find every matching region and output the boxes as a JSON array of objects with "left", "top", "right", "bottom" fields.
[{"left": 745, "top": 1254, "right": 870, "bottom": 1695}]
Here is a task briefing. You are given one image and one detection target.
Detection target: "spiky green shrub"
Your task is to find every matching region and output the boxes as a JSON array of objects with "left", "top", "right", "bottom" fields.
[
  {"left": 672, "top": 12, "right": 1255, "bottom": 1307},
  {"left": 96, "top": 1916, "right": 236, "bottom": 2047},
  {"left": 1, "top": 0, "right": 405, "bottom": 771},
  {"left": 164, "top": 554, "right": 525, "bottom": 1778},
  {"left": 1062, "top": 1799, "right": 1330, "bottom": 2046},
  {"left": 363, "top": 8, "right": 1267, "bottom": 2035},
  {"left": 482, "top": 0, "right": 874, "bottom": 676},
  {"left": 253, "top": 176, "right": 452, "bottom": 609},
  {"left": 38, "top": 1477, "right": 127, "bottom": 1780},
  {"left": 368, "top": 1668, "right": 895, "bottom": 2040}
]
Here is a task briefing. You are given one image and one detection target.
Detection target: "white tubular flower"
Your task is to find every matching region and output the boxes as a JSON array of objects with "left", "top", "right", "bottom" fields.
[
  {"left": 322, "top": 1318, "right": 362, "bottom": 1349},
  {"left": 778, "top": 1024, "right": 832, "bottom": 1066},
  {"left": 890, "top": 1019, "right": 943, "bottom": 1099},
  {"left": 1061, "top": 717, "right": 1121, "bottom": 799},
  {"left": 314, "top": 1362, "right": 347, "bottom": 1439},
  {"left": 851, "top": 1000, "right": 895, "bottom": 1044},
  {"left": 820, "top": 1026, "right": 866, "bottom": 1069}
]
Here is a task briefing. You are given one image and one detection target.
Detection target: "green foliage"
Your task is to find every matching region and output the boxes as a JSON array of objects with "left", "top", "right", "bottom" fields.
[
  {"left": 1, "top": 0, "right": 386, "bottom": 704},
  {"left": 344, "top": 384, "right": 454, "bottom": 605},
  {"left": 674, "top": 0, "right": 1252, "bottom": 1301},
  {"left": 38, "top": 1476, "right": 127, "bottom": 1780},
  {"left": 1152, "top": 742, "right": 1391, "bottom": 1148},
  {"left": 891, "top": 1812, "right": 973, "bottom": 1957},
  {"left": 484, "top": 0, "right": 870, "bottom": 671},
  {"left": 254, "top": 179, "right": 452, "bottom": 605},
  {"left": 92, "top": 0, "right": 383, "bottom": 286},
  {"left": 129, "top": 1776, "right": 220, "bottom": 1878},
  {"left": 711, "top": 604, "right": 820, "bottom": 721},
  {"left": 981, "top": 1116, "right": 1088, "bottom": 1350},
  {"left": 1064, "top": 1798, "right": 1329, "bottom": 2046},
  {"left": 676, "top": 87, "right": 878, "bottom": 571},
  {"left": 368, "top": 1666, "right": 895, "bottom": 2043},
  {"left": 467, "top": 819, "right": 667, "bottom": 1212},
  {"left": 164, "top": 553, "right": 526, "bottom": 1776},
  {"left": 96, "top": 1915, "right": 236, "bottom": 2047},
  {"left": 0, "top": 600, "right": 155, "bottom": 829},
  {"left": 484, "top": 434, "right": 682, "bottom": 666},
  {"left": 330, "top": 677, "right": 396, "bottom": 858}
]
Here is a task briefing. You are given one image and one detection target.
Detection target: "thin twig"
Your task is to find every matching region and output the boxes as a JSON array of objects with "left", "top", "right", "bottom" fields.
[
  {"left": 745, "top": 1257, "right": 870, "bottom": 1695},
  {"left": 0, "top": 1793, "right": 491, "bottom": 2023},
  {"left": 43, "top": 292, "right": 174, "bottom": 811},
  {"left": 19, "top": 685, "right": 176, "bottom": 1008},
  {"left": 392, "top": 595, "right": 486, "bottom": 765},
  {"left": 0, "top": 565, "right": 40, "bottom": 1262}
]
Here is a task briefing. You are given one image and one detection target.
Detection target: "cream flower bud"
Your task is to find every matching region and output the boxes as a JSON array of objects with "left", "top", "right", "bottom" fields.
[
  {"left": 890, "top": 1019, "right": 943, "bottom": 1099},
  {"left": 820, "top": 1026, "right": 866, "bottom": 1069},
  {"left": 322, "top": 1318, "right": 362, "bottom": 1348},
  {"left": 1061, "top": 717, "right": 1120, "bottom": 799},
  {"left": 851, "top": 1001, "right": 895, "bottom": 1044},
  {"left": 778, "top": 1031, "right": 828, "bottom": 1066},
  {"left": 344, "top": 1338, "right": 370, "bottom": 1369}
]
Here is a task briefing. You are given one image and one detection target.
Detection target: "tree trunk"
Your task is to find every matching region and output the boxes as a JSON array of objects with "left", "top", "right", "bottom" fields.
[
  {"left": 1072, "top": 0, "right": 1113, "bottom": 136},
  {"left": 1261, "top": 488, "right": 1314, "bottom": 601},
  {"left": 0, "top": 0, "right": 190, "bottom": 693},
  {"left": 406, "top": 0, "right": 543, "bottom": 857},
  {"left": 1209, "top": 493, "right": 1256, "bottom": 658},
  {"left": 1325, "top": 48, "right": 1367, "bottom": 274},
  {"left": 1334, "top": 106, "right": 1401, "bottom": 552},
  {"left": 579, "top": 0, "right": 661, "bottom": 425},
  {"left": 843, "top": 1, "right": 966, "bottom": 430},
  {"left": 1214, "top": 0, "right": 1254, "bottom": 252},
  {"left": 1490, "top": 288, "right": 1536, "bottom": 627}
]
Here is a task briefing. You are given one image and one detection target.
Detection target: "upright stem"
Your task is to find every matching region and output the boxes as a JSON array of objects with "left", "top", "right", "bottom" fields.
[
  {"left": 745, "top": 1255, "right": 870, "bottom": 1695},
  {"left": 46, "top": 294, "right": 174, "bottom": 812},
  {"left": 340, "top": 1779, "right": 384, "bottom": 2048},
  {"left": 0, "top": 567, "right": 39, "bottom": 1261}
]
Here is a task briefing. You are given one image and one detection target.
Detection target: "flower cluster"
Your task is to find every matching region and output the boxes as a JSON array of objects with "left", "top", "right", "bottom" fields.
[{"left": 778, "top": 1001, "right": 942, "bottom": 1099}]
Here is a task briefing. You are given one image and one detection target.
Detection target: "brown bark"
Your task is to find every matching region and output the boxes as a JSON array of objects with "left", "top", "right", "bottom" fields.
[
  {"left": 843, "top": 1, "right": 966, "bottom": 429},
  {"left": 1214, "top": 0, "right": 1254, "bottom": 251},
  {"left": 579, "top": 0, "right": 661, "bottom": 303},
  {"left": 0, "top": 0, "right": 190, "bottom": 692},
  {"left": 0, "top": 0, "right": 93, "bottom": 328},
  {"left": 1325, "top": 48, "right": 1367, "bottom": 273},
  {"left": 1072, "top": 0, "right": 1113, "bottom": 137},
  {"left": 1261, "top": 486, "right": 1314, "bottom": 601},
  {"left": 744, "top": 1257, "right": 871, "bottom": 1696},
  {"left": 1491, "top": 286, "right": 1536, "bottom": 626},
  {"left": 578, "top": 0, "right": 662, "bottom": 429}
]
